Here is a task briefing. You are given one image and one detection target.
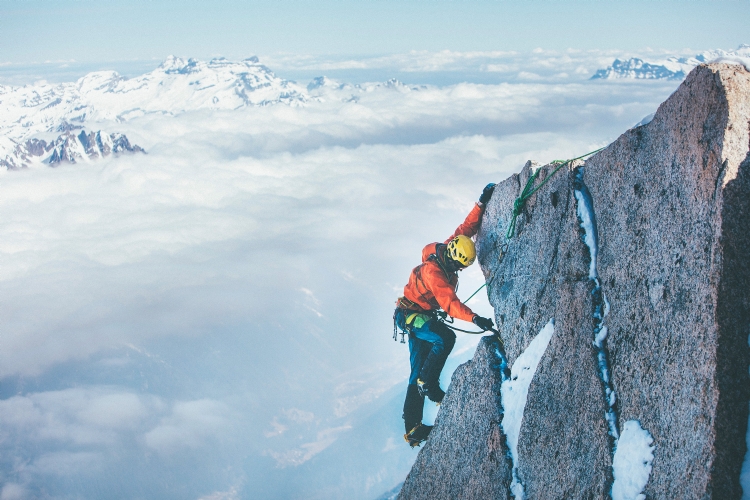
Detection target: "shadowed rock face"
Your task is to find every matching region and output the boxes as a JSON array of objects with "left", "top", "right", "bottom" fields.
[
  {"left": 398, "top": 338, "right": 513, "bottom": 500},
  {"left": 398, "top": 63, "right": 749, "bottom": 499}
]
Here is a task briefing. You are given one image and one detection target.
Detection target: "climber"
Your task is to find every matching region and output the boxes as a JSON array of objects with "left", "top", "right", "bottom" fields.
[{"left": 395, "top": 183, "right": 497, "bottom": 447}]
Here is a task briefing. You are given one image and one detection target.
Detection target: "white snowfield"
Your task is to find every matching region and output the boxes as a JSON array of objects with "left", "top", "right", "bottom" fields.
[
  {"left": 592, "top": 44, "right": 750, "bottom": 80},
  {"left": 0, "top": 56, "right": 430, "bottom": 144}
]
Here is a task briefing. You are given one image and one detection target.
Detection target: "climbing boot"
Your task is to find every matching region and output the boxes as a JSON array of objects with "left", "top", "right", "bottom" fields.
[
  {"left": 404, "top": 423, "right": 433, "bottom": 448},
  {"left": 416, "top": 378, "right": 445, "bottom": 404}
]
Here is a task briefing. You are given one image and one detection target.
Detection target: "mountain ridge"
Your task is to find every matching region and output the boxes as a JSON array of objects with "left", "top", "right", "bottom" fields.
[
  {"left": 592, "top": 44, "right": 750, "bottom": 80},
  {"left": 0, "top": 128, "right": 144, "bottom": 169}
]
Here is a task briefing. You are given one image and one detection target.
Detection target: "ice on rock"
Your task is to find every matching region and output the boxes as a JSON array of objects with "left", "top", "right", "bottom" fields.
[
  {"left": 574, "top": 176, "right": 598, "bottom": 279},
  {"left": 595, "top": 325, "right": 609, "bottom": 348},
  {"left": 575, "top": 169, "right": 619, "bottom": 441}
]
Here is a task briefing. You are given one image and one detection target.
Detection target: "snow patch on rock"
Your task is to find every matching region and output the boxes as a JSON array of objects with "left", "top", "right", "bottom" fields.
[
  {"left": 576, "top": 167, "right": 659, "bottom": 498},
  {"left": 611, "top": 420, "right": 655, "bottom": 500},
  {"left": 501, "top": 318, "right": 555, "bottom": 500},
  {"left": 631, "top": 113, "right": 655, "bottom": 130},
  {"left": 711, "top": 56, "right": 750, "bottom": 72}
]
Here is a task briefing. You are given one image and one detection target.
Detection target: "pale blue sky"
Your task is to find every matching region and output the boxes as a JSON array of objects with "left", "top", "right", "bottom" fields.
[{"left": 1, "top": 0, "right": 748, "bottom": 65}]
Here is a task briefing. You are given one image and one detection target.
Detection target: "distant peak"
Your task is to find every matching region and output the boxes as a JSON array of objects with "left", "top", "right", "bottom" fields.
[
  {"left": 307, "top": 76, "right": 340, "bottom": 91},
  {"left": 159, "top": 56, "right": 200, "bottom": 74}
]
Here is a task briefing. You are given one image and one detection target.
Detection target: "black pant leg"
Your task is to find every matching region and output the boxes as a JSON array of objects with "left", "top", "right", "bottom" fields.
[{"left": 402, "top": 383, "right": 424, "bottom": 433}]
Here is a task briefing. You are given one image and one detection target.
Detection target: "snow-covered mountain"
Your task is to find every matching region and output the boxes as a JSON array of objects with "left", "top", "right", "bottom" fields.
[
  {"left": 0, "top": 56, "right": 430, "bottom": 169},
  {"left": 306, "top": 75, "right": 424, "bottom": 99},
  {"left": 591, "top": 58, "right": 688, "bottom": 80},
  {"left": 0, "top": 56, "right": 307, "bottom": 143},
  {"left": 592, "top": 44, "right": 750, "bottom": 80},
  {"left": 0, "top": 128, "right": 144, "bottom": 169}
]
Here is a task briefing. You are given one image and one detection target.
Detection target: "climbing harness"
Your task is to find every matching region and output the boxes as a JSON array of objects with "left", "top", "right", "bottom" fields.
[
  {"left": 393, "top": 296, "right": 434, "bottom": 343},
  {"left": 394, "top": 301, "right": 499, "bottom": 339}
]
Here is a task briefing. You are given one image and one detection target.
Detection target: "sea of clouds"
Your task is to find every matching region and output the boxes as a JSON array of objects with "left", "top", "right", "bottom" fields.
[{"left": 0, "top": 52, "right": 681, "bottom": 499}]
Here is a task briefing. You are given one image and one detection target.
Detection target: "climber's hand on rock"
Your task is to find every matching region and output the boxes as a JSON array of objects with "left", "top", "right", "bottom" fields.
[
  {"left": 472, "top": 315, "right": 494, "bottom": 331},
  {"left": 479, "top": 183, "right": 496, "bottom": 204}
]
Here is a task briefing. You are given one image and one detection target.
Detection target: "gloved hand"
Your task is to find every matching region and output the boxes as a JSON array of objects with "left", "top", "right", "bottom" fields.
[
  {"left": 472, "top": 315, "right": 494, "bottom": 331},
  {"left": 479, "top": 183, "right": 496, "bottom": 204}
]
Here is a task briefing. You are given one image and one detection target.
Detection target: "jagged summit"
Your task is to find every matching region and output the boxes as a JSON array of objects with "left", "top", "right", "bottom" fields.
[
  {"left": 399, "top": 63, "right": 749, "bottom": 499},
  {"left": 307, "top": 76, "right": 343, "bottom": 92},
  {"left": 592, "top": 58, "right": 687, "bottom": 80},
  {"left": 306, "top": 75, "right": 424, "bottom": 100},
  {"left": 160, "top": 55, "right": 201, "bottom": 74},
  {"left": 1, "top": 129, "right": 144, "bottom": 169},
  {"left": 592, "top": 44, "right": 750, "bottom": 80}
]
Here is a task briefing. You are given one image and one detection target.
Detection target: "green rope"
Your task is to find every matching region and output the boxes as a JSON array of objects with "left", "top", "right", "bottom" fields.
[
  {"left": 505, "top": 147, "right": 605, "bottom": 240},
  {"left": 464, "top": 146, "right": 606, "bottom": 304},
  {"left": 505, "top": 146, "right": 604, "bottom": 242},
  {"left": 463, "top": 282, "right": 486, "bottom": 304}
]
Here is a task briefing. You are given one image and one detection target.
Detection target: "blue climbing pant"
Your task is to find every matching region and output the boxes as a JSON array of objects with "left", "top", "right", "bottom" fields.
[{"left": 394, "top": 308, "right": 456, "bottom": 431}]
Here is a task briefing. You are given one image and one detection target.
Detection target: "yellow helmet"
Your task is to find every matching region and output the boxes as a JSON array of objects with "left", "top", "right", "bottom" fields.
[{"left": 447, "top": 235, "right": 476, "bottom": 267}]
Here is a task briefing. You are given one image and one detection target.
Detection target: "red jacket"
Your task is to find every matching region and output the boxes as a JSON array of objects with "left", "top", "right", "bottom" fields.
[{"left": 402, "top": 203, "right": 484, "bottom": 322}]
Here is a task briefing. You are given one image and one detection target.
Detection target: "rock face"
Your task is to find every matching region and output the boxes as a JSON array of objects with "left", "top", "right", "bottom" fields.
[
  {"left": 398, "top": 63, "right": 749, "bottom": 499},
  {"left": 398, "top": 338, "right": 513, "bottom": 499}
]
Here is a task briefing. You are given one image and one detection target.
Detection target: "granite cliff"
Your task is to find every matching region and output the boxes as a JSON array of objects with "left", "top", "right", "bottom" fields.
[{"left": 399, "top": 63, "right": 750, "bottom": 499}]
